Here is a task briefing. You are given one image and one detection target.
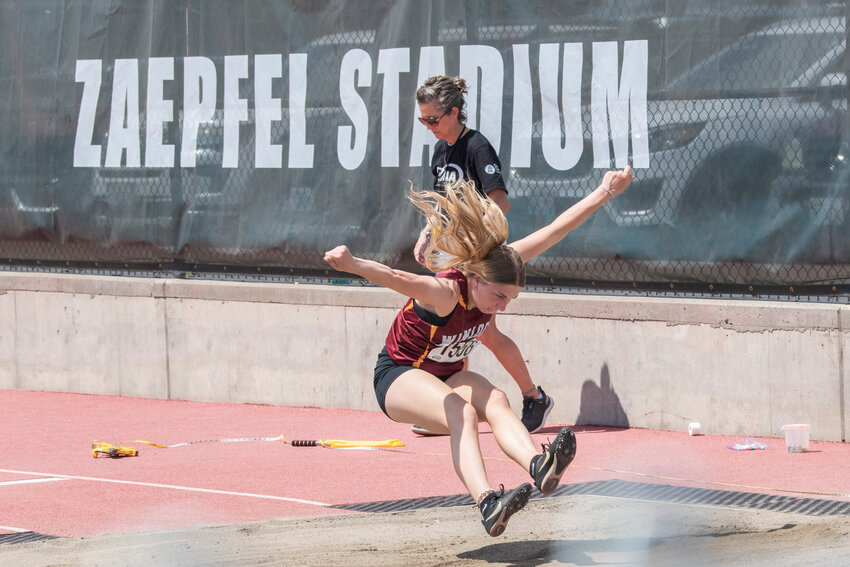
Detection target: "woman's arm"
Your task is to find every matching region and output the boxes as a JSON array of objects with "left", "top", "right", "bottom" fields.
[
  {"left": 487, "top": 188, "right": 511, "bottom": 214},
  {"left": 478, "top": 317, "right": 535, "bottom": 394},
  {"left": 509, "top": 166, "right": 634, "bottom": 262},
  {"left": 413, "top": 227, "right": 431, "bottom": 266},
  {"left": 324, "top": 245, "right": 460, "bottom": 316},
  {"left": 472, "top": 136, "right": 511, "bottom": 214}
]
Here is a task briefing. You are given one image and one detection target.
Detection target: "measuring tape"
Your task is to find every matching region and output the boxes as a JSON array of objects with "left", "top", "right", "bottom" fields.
[{"left": 92, "top": 435, "right": 405, "bottom": 457}]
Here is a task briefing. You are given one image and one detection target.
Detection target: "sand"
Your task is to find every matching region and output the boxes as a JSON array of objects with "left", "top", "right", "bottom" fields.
[{"left": 3, "top": 493, "right": 850, "bottom": 567}]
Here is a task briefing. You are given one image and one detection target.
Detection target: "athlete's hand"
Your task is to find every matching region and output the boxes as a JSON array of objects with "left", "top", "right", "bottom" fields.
[
  {"left": 413, "top": 229, "right": 431, "bottom": 266},
  {"left": 324, "top": 245, "right": 358, "bottom": 274},
  {"left": 601, "top": 165, "right": 635, "bottom": 197}
]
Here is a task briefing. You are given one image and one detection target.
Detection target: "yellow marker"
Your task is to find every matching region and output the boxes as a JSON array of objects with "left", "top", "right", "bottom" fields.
[{"left": 92, "top": 442, "right": 139, "bottom": 458}]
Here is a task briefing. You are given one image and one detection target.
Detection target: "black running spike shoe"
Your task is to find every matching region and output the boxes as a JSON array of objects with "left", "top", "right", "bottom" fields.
[
  {"left": 521, "top": 386, "right": 554, "bottom": 433},
  {"left": 529, "top": 426, "right": 576, "bottom": 494},
  {"left": 479, "top": 483, "right": 532, "bottom": 537}
]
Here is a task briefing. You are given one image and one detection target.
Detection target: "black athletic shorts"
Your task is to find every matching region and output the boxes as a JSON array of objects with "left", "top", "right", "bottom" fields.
[
  {"left": 373, "top": 347, "right": 415, "bottom": 418},
  {"left": 373, "top": 347, "right": 455, "bottom": 418}
]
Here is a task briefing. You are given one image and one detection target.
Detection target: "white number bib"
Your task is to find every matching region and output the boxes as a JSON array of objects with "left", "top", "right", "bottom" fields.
[{"left": 427, "top": 339, "right": 480, "bottom": 363}]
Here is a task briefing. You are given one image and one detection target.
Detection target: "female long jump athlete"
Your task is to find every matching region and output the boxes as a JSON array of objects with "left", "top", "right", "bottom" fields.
[
  {"left": 413, "top": 74, "right": 554, "bottom": 434},
  {"left": 324, "top": 166, "right": 634, "bottom": 537}
]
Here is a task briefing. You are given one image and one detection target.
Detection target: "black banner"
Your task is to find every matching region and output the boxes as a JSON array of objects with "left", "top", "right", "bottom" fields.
[{"left": 0, "top": 1, "right": 847, "bottom": 287}]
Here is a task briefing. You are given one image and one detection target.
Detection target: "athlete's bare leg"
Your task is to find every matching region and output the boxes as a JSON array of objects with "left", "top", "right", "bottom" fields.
[
  {"left": 385, "top": 368, "right": 539, "bottom": 499},
  {"left": 384, "top": 369, "right": 491, "bottom": 498},
  {"left": 446, "top": 371, "right": 538, "bottom": 468}
]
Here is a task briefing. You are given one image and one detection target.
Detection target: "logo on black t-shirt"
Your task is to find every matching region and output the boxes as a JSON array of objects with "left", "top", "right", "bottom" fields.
[{"left": 436, "top": 163, "right": 464, "bottom": 185}]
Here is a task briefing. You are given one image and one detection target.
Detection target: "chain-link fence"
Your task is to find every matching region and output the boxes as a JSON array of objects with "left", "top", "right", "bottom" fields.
[{"left": 0, "top": 1, "right": 847, "bottom": 296}]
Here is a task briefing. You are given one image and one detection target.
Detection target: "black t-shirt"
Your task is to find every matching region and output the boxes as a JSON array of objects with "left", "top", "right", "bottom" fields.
[{"left": 430, "top": 129, "right": 506, "bottom": 198}]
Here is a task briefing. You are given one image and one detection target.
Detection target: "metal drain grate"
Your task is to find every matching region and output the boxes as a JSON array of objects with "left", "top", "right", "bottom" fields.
[
  {"left": 0, "top": 532, "right": 58, "bottom": 545},
  {"left": 336, "top": 492, "right": 475, "bottom": 513},
  {"left": 333, "top": 479, "right": 850, "bottom": 517}
]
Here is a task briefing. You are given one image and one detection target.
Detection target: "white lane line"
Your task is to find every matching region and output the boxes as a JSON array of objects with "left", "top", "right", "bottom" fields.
[
  {"left": 0, "top": 477, "right": 68, "bottom": 487},
  {"left": 0, "top": 468, "right": 330, "bottom": 508},
  {"left": 0, "top": 525, "right": 31, "bottom": 533}
]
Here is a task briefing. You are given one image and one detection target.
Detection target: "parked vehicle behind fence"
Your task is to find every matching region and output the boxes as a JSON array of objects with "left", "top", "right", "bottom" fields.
[{"left": 505, "top": 17, "right": 847, "bottom": 264}]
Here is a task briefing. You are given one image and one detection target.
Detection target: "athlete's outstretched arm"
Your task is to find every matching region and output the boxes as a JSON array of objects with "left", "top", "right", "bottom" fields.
[
  {"left": 509, "top": 166, "right": 634, "bottom": 263},
  {"left": 324, "top": 245, "right": 460, "bottom": 316},
  {"left": 478, "top": 316, "right": 535, "bottom": 395}
]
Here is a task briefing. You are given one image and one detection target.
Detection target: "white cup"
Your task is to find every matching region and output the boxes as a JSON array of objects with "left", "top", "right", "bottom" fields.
[{"left": 781, "top": 424, "right": 810, "bottom": 453}]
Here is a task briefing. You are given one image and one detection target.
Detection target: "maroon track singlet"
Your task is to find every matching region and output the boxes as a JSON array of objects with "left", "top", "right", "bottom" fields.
[{"left": 384, "top": 268, "right": 491, "bottom": 378}]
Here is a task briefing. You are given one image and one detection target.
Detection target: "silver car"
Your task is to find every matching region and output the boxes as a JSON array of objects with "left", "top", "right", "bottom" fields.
[{"left": 506, "top": 17, "right": 847, "bottom": 263}]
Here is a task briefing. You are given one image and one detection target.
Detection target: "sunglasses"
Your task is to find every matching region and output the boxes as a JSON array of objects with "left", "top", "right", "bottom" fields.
[{"left": 417, "top": 111, "right": 448, "bottom": 127}]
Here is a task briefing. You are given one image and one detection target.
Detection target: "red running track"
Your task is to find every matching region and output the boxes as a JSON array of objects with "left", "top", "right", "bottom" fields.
[{"left": 1, "top": 390, "right": 848, "bottom": 537}]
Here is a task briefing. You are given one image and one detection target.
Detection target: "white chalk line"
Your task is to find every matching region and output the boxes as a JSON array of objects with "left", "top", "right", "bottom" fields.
[
  {"left": 0, "top": 468, "right": 330, "bottom": 508},
  {"left": 0, "top": 525, "right": 31, "bottom": 533},
  {"left": 0, "top": 477, "right": 67, "bottom": 535},
  {"left": 0, "top": 477, "right": 68, "bottom": 487}
]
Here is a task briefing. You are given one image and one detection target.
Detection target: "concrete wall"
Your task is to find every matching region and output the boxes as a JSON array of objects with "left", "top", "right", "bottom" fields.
[{"left": 1, "top": 272, "right": 846, "bottom": 441}]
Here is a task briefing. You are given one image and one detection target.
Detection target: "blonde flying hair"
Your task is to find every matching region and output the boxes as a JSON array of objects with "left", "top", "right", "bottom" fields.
[{"left": 409, "top": 180, "right": 526, "bottom": 287}]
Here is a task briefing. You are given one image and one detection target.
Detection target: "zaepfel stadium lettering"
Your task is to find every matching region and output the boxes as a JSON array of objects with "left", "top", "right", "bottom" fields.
[{"left": 74, "top": 42, "right": 648, "bottom": 171}]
